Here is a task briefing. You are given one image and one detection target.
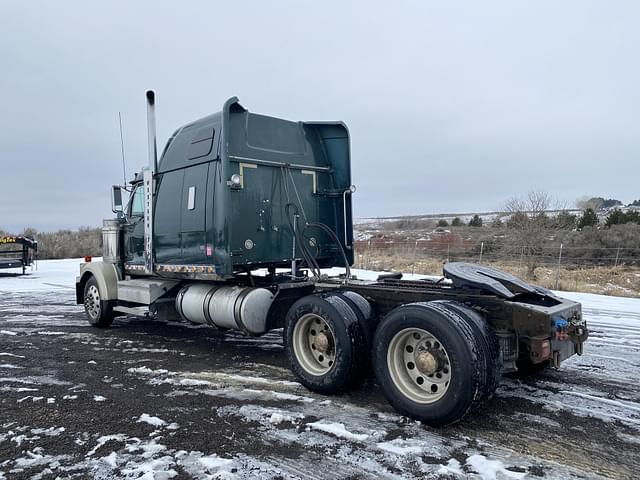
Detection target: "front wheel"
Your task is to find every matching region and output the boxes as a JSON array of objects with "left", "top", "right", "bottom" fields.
[
  {"left": 373, "top": 302, "right": 498, "bottom": 426},
  {"left": 83, "top": 276, "right": 114, "bottom": 328}
]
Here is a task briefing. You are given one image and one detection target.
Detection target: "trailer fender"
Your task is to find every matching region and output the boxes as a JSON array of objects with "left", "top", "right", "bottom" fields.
[{"left": 76, "top": 262, "right": 121, "bottom": 304}]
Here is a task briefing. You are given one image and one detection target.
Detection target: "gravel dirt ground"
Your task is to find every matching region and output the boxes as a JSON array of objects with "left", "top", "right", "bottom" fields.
[{"left": 1, "top": 260, "right": 639, "bottom": 479}]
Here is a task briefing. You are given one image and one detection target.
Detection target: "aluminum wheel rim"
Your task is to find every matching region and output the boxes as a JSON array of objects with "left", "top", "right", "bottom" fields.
[
  {"left": 85, "top": 284, "right": 101, "bottom": 320},
  {"left": 292, "top": 313, "right": 336, "bottom": 376},
  {"left": 387, "top": 327, "right": 452, "bottom": 404}
]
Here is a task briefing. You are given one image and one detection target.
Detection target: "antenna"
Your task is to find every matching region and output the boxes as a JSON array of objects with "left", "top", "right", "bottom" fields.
[{"left": 118, "top": 112, "right": 127, "bottom": 185}]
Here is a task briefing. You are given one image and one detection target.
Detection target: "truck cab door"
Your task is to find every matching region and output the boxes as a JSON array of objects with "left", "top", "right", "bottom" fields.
[
  {"left": 181, "top": 164, "right": 209, "bottom": 264},
  {"left": 125, "top": 183, "right": 145, "bottom": 264}
]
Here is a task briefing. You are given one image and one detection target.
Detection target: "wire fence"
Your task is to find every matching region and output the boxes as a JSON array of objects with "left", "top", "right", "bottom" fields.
[{"left": 352, "top": 239, "right": 640, "bottom": 296}]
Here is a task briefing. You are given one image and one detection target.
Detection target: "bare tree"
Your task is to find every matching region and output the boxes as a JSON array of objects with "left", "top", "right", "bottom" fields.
[{"left": 503, "top": 191, "right": 552, "bottom": 280}]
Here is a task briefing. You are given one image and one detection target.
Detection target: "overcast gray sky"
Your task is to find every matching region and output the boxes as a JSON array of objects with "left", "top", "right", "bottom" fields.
[{"left": 1, "top": 1, "right": 638, "bottom": 232}]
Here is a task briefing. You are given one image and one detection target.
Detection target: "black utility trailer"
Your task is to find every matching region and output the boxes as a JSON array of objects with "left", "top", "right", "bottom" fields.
[{"left": 0, "top": 236, "right": 37, "bottom": 274}]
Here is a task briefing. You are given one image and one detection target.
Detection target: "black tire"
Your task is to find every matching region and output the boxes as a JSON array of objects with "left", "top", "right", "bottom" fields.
[
  {"left": 335, "top": 291, "right": 378, "bottom": 348},
  {"left": 83, "top": 276, "right": 114, "bottom": 328},
  {"left": 372, "top": 301, "right": 490, "bottom": 427},
  {"left": 285, "top": 293, "right": 367, "bottom": 393},
  {"left": 432, "top": 301, "right": 502, "bottom": 403}
]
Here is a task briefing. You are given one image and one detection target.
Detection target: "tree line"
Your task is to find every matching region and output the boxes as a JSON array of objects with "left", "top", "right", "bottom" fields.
[
  {"left": 382, "top": 191, "right": 640, "bottom": 280},
  {"left": 478, "top": 191, "right": 640, "bottom": 278},
  {"left": 0, "top": 227, "right": 102, "bottom": 260}
]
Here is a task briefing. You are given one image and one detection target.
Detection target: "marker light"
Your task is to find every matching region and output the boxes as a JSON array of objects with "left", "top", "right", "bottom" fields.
[{"left": 230, "top": 174, "right": 241, "bottom": 186}]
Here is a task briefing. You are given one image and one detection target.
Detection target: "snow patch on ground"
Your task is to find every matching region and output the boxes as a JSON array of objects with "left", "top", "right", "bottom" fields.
[
  {"left": 128, "top": 366, "right": 170, "bottom": 375},
  {"left": 376, "top": 437, "right": 446, "bottom": 457},
  {"left": 437, "top": 458, "right": 464, "bottom": 476},
  {"left": 466, "top": 454, "right": 527, "bottom": 479},
  {"left": 86, "top": 434, "right": 128, "bottom": 456},
  {"left": 11, "top": 448, "right": 72, "bottom": 473},
  {"left": 306, "top": 421, "right": 369, "bottom": 442},
  {"left": 82, "top": 435, "right": 237, "bottom": 479},
  {"left": 137, "top": 414, "right": 167, "bottom": 427},
  {"left": 268, "top": 412, "right": 299, "bottom": 425},
  {"left": 177, "top": 451, "right": 235, "bottom": 478}
]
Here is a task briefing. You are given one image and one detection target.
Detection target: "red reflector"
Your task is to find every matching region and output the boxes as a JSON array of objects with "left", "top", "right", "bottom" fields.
[{"left": 84, "top": 256, "right": 92, "bottom": 263}]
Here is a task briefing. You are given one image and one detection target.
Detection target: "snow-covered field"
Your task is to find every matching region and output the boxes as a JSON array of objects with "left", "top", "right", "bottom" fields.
[{"left": 1, "top": 259, "right": 639, "bottom": 479}]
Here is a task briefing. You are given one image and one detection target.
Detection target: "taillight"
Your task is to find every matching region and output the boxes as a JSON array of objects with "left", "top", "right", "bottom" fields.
[{"left": 84, "top": 256, "right": 92, "bottom": 263}]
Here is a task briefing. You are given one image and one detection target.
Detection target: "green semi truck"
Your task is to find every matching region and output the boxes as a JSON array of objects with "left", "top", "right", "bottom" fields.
[{"left": 76, "top": 92, "right": 588, "bottom": 426}]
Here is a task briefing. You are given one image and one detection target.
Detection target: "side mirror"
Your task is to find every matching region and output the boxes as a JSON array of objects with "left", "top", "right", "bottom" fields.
[{"left": 111, "top": 185, "right": 123, "bottom": 213}]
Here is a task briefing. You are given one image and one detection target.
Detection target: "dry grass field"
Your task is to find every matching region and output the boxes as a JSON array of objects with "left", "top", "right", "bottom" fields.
[{"left": 354, "top": 251, "right": 640, "bottom": 298}]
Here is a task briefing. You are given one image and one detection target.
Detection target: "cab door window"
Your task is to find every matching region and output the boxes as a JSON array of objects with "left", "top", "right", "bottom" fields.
[{"left": 130, "top": 185, "right": 145, "bottom": 217}]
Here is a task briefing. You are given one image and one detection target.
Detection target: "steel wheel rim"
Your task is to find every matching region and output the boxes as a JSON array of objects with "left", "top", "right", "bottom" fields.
[
  {"left": 292, "top": 313, "right": 336, "bottom": 376},
  {"left": 85, "top": 284, "right": 101, "bottom": 320},
  {"left": 387, "top": 327, "right": 452, "bottom": 404}
]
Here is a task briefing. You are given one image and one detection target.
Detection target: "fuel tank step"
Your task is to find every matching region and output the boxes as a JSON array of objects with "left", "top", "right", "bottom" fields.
[{"left": 117, "top": 279, "right": 178, "bottom": 305}]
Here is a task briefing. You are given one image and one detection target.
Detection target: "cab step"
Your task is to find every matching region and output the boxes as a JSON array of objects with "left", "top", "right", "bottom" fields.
[{"left": 113, "top": 305, "right": 151, "bottom": 317}]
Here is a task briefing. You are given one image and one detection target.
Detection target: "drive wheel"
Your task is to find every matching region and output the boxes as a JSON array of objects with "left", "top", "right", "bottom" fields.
[
  {"left": 292, "top": 313, "right": 337, "bottom": 375},
  {"left": 285, "top": 293, "right": 367, "bottom": 393},
  {"left": 83, "top": 276, "right": 114, "bottom": 328},
  {"left": 386, "top": 327, "right": 452, "bottom": 404},
  {"left": 373, "top": 302, "right": 489, "bottom": 426}
]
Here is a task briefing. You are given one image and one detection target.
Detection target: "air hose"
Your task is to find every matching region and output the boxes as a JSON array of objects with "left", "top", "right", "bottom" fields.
[
  {"left": 285, "top": 204, "right": 351, "bottom": 281},
  {"left": 302, "top": 222, "right": 351, "bottom": 281},
  {"left": 285, "top": 203, "right": 322, "bottom": 277}
]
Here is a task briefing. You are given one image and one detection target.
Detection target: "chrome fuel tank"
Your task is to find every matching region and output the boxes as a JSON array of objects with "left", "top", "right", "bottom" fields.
[{"left": 175, "top": 283, "right": 274, "bottom": 335}]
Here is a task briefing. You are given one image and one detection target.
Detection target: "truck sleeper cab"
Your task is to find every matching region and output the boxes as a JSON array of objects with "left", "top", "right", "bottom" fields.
[{"left": 121, "top": 97, "right": 353, "bottom": 278}]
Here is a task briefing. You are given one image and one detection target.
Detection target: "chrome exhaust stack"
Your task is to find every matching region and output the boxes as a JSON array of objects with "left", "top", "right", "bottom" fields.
[
  {"left": 143, "top": 90, "right": 157, "bottom": 273},
  {"left": 145, "top": 90, "right": 158, "bottom": 173}
]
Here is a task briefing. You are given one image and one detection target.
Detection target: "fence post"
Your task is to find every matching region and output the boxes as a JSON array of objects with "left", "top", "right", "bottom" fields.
[
  {"left": 446, "top": 243, "right": 450, "bottom": 263},
  {"left": 554, "top": 243, "right": 563, "bottom": 290},
  {"left": 479, "top": 242, "right": 484, "bottom": 264},
  {"left": 411, "top": 239, "right": 418, "bottom": 275},
  {"left": 614, "top": 246, "right": 621, "bottom": 268},
  {"left": 363, "top": 240, "right": 369, "bottom": 269}
]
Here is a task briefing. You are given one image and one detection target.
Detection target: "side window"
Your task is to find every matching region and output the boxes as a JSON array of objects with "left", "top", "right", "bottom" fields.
[
  {"left": 130, "top": 185, "right": 145, "bottom": 217},
  {"left": 188, "top": 127, "right": 214, "bottom": 160}
]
